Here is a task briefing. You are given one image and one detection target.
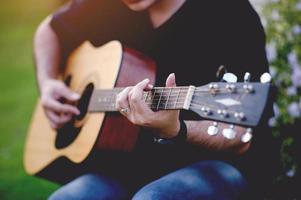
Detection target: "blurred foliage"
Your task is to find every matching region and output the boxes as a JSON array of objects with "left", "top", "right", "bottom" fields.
[{"left": 263, "top": 0, "right": 301, "bottom": 198}]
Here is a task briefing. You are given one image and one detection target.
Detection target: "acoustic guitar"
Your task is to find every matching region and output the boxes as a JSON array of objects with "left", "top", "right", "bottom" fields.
[{"left": 24, "top": 40, "right": 271, "bottom": 183}]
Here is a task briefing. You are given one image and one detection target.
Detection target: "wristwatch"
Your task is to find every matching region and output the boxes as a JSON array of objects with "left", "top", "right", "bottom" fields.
[{"left": 153, "top": 119, "right": 187, "bottom": 145}]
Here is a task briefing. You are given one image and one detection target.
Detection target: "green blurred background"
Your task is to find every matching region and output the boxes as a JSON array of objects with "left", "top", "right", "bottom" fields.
[
  {"left": 0, "top": 0, "right": 300, "bottom": 199},
  {"left": 0, "top": 1, "right": 64, "bottom": 199}
]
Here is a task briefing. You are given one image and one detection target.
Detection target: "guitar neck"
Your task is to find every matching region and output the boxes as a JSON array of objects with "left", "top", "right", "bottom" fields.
[{"left": 88, "top": 86, "right": 195, "bottom": 112}]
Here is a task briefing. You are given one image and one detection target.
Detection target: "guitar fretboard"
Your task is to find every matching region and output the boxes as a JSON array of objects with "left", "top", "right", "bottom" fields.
[{"left": 88, "top": 86, "right": 194, "bottom": 112}]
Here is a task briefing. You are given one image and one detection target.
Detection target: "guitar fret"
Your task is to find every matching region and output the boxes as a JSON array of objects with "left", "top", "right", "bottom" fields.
[
  {"left": 151, "top": 88, "right": 156, "bottom": 109},
  {"left": 174, "top": 88, "right": 181, "bottom": 109},
  {"left": 156, "top": 88, "right": 163, "bottom": 110},
  {"left": 144, "top": 91, "right": 149, "bottom": 102},
  {"left": 165, "top": 88, "right": 172, "bottom": 109}
]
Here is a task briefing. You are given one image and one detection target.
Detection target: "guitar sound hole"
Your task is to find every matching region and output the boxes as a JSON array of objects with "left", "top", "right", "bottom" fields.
[
  {"left": 76, "top": 83, "right": 94, "bottom": 121},
  {"left": 55, "top": 83, "right": 94, "bottom": 149}
]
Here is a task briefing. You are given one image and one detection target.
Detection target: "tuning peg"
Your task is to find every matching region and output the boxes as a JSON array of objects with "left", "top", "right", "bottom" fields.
[
  {"left": 222, "top": 73, "right": 238, "bottom": 83},
  {"left": 217, "top": 109, "right": 229, "bottom": 118},
  {"left": 243, "top": 84, "right": 254, "bottom": 93},
  {"left": 207, "top": 122, "right": 219, "bottom": 136},
  {"left": 234, "top": 112, "right": 245, "bottom": 121},
  {"left": 226, "top": 83, "right": 236, "bottom": 93},
  {"left": 201, "top": 106, "right": 212, "bottom": 115},
  {"left": 222, "top": 125, "right": 236, "bottom": 140},
  {"left": 216, "top": 65, "right": 227, "bottom": 81},
  {"left": 241, "top": 128, "right": 253, "bottom": 143},
  {"left": 208, "top": 83, "right": 219, "bottom": 95},
  {"left": 244, "top": 72, "right": 251, "bottom": 82},
  {"left": 260, "top": 72, "right": 272, "bottom": 83},
  {"left": 208, "top": 83, "right": 219, "bottom": 90}
]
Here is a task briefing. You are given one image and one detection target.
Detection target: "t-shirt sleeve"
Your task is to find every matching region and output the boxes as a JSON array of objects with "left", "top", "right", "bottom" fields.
[
  {"left": 51, "top": 0, "right": 101, "bottom": 54},
  {"left": 50, "top": 0, "right": 137, "bottom": 56}
]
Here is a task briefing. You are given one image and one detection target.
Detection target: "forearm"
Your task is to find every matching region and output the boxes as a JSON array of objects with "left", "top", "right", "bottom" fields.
[
  {"left": 34, "top": 15, "right": 61, "bottom": 92},
  {"left": 185, "top": 120, "right": 251, "bottom": 154}
]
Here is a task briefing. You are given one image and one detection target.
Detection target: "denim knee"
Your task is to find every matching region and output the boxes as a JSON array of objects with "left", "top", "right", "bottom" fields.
[
  {"left": 132, "top": 160, "right": 247, "bottom": 200},
  {"left": 48, "top": 173, "right": 127, "bottom": 200},
  {"left": 191, "top": 160, "right": 248, "bottom": 189}
]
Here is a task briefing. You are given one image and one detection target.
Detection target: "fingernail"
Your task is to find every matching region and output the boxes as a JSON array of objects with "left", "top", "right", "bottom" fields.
[
  {"left": 148, "top": 84, "right": 154, "bottom": 88},
  {"left": 72, "top": 93, "right": 80, "bottom": 99},
  {"left": 144, "top": 78, "right": 150, "bottom": 82}
]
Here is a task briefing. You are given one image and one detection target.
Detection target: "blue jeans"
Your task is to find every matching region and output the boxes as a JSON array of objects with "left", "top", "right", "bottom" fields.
[{"left": 49, "top": 160, "right": 247, "bottom": 200}]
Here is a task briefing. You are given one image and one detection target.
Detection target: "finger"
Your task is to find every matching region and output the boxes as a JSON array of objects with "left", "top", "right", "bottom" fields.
[
  {"left": 145, "top": 83, "right": 154, "bottom": 91},
  {"left": 49, "top": 120, "right": 58, "bottom": 129},
  {"left": 116, "top": 87, "right": 131, "bottom": 112},
  {"left": 165, "top": 73, "right": 176, "bottom": 87},
  {"left": 56, "top": 83, "right": 80, "bottom": 101},
  {"left": 130, "top": 79, "right": 150, "bottom": 102},
  {"left": 60, "top": 113, "right": 73, "bottom": 123},
  {"left": 45, "top": 110, "right": 60, "bottom": 128},
  {"left": 44, "top": 99, "right": 80, "bottom": 115},
  {"left": 46, "top": 111, "right": 72, "bottom": 128},
  {"left": 129, "top": 79, "right": 152, "bottom": 114}
]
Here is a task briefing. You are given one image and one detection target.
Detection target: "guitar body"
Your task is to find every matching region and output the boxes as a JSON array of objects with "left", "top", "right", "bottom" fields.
[{"left": 24, "top": 41, "right": 156, "bottom": 182}]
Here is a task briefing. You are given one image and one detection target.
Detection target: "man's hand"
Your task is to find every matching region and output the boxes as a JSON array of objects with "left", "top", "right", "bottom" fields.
[
  {"left": 40, "top": 79, "right": 80, "bottom": 129},
  {"left": 116, "top": 73, "right": 180, "bottom": 138}
]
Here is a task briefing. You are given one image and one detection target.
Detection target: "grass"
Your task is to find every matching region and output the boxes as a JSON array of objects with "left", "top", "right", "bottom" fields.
[{"left": 0, "top": 1, "right": 64, "bottom": 199}]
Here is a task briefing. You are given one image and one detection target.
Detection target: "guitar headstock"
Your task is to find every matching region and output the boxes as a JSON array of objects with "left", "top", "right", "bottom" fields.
[{"left": 189, "top": 81, "right": 271, "bottom": 127}]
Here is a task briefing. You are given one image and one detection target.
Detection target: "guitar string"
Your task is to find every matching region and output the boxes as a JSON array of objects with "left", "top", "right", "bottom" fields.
[
  {"left": 191, "top": 89, "right": 246, "bottom": 115},
  {"left": 93, "top": 90, "right": 249, "bottom": 99},
  {"left": 97, "top": 92, "right": 246, "bottom": 107},
  {"left": 92, "top": 86, "right": 248, "bottom": 110},
  {"left": 92, "top": 92, "right": 247, "bottom": 106},
  {"left": 91, "top": 92, "right": 247, "bottom": 106},
  {"left": 91, "top": 98, "right": 245, "bottom": 113},
  {"left": 146, "top": 89, "right": 246, "bottom": 114},
  {"left": 92, "top": 89, "right": 249, "bottom": 99},
  {"left": 91, "top": 87, "right": 251, "bottom": 124},
  {"left": 105, "top": 86, "right": 251, "bottom": 91},
  {"left": 92, "top": 89, "right": 248, "bottom": 102}
]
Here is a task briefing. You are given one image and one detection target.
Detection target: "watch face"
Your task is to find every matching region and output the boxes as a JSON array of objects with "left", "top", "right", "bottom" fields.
[{"left": 153, "top": 136, "right": 176, "bottom": 145}]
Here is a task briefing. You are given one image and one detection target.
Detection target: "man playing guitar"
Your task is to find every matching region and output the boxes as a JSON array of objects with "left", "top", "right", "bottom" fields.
[{"left": 34, "top": 0, "right": 276, "bottom": 199}]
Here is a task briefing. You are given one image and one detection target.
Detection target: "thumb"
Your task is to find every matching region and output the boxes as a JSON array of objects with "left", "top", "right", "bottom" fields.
[
  {"left": 57, "top": 83, "right": 80, "bottom": 101},
  {"left": 165, "top": 73, "right": 176, "bottom": 87}
]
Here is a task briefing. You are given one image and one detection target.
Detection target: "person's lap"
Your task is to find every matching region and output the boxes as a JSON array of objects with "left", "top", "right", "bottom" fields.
[
  {"left": 49, "top": 160, "right": 247, "bottom": 200},
  {"left": 48, "top": 172, "right": 128, "bottom": 200}
]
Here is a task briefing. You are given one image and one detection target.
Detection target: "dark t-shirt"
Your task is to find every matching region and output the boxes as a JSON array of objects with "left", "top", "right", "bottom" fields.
[{"left": 50, "top": 0, "right": 277, "bottom": 193}]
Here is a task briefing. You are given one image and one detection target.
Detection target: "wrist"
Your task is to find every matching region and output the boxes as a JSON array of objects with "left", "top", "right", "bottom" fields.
[
  {"left": 160, "top": 119, "right": 181, "bottom": 139},
  {"left": 38, "top": 72, "right": 58, "bottom": 90},
  {"left": 39, "top": 78, "right": 58, "bottom": 93},
  {"left": 153, "top": 119, "right": 187, "bottom": 145}
]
